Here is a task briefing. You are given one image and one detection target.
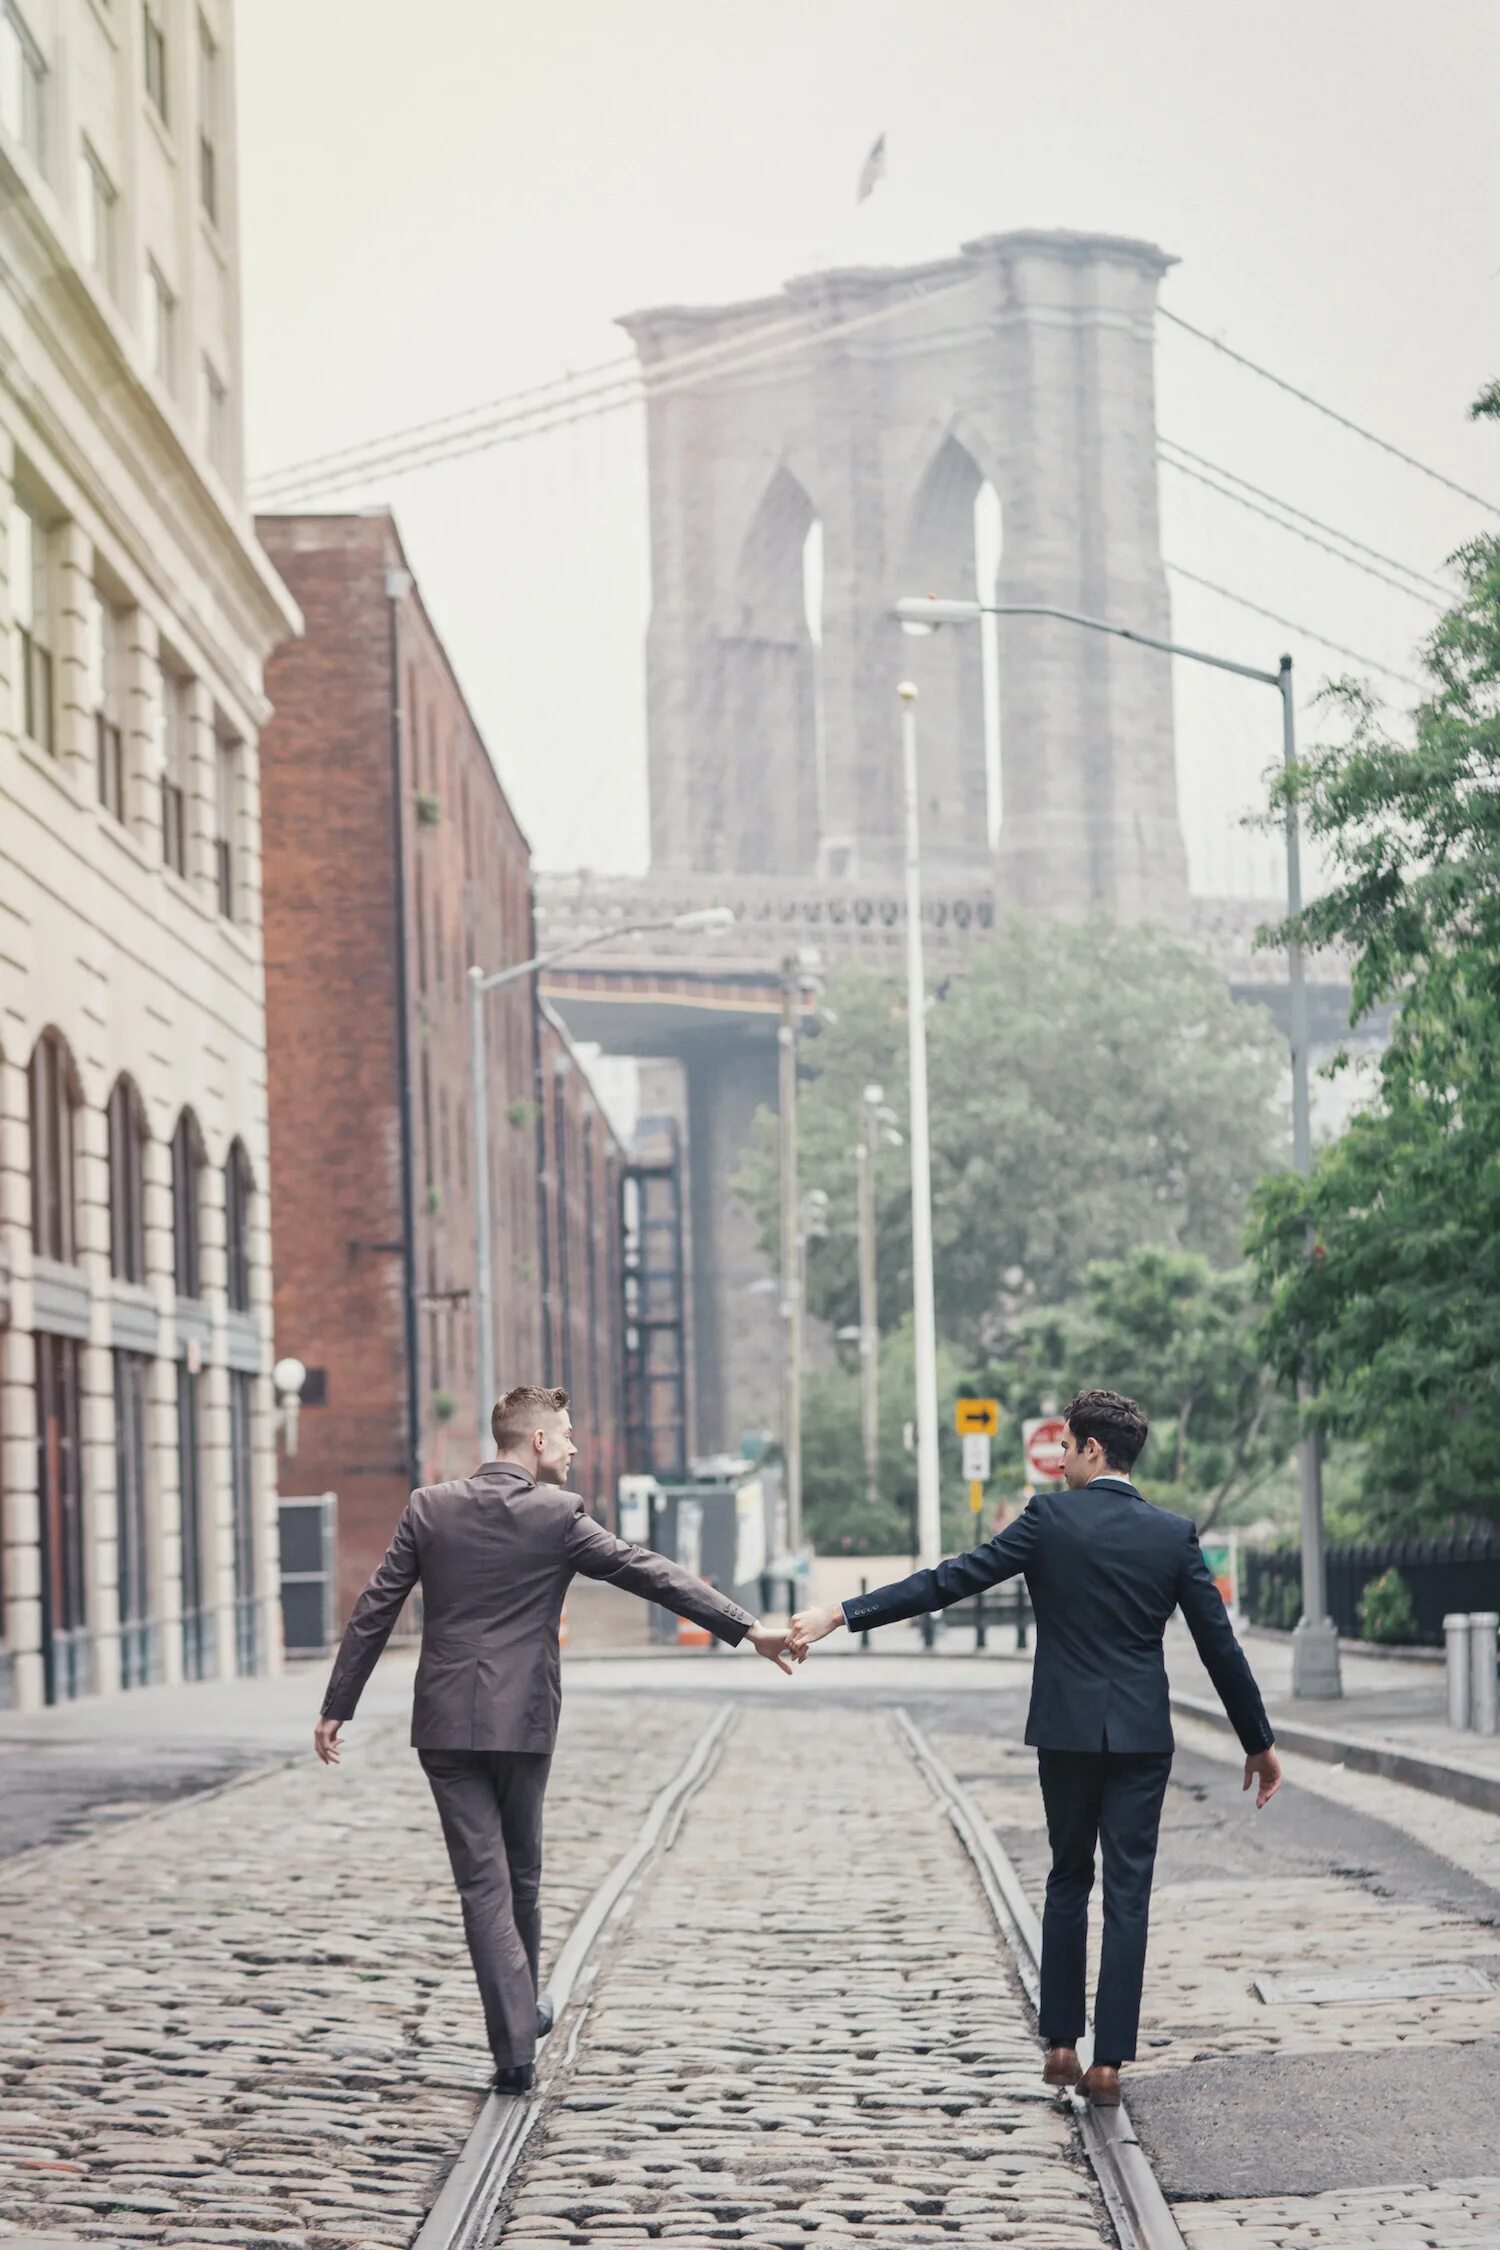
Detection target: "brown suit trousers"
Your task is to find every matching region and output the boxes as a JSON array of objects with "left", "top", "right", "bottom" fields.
[
  {"left": 321, "top": 1460, "right": 754, "bottom": 2065},
  {"left": 419, "top": 1747, "right": 551, "bottom": 2067}
]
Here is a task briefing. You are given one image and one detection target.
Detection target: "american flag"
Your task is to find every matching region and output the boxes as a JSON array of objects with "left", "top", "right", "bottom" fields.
[{"left": 856, "top": 132, "right": 887, "bottom": 203}]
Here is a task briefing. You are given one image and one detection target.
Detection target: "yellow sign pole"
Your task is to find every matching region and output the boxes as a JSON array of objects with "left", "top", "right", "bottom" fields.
[{"left": 969, "top": 1479, "right": 983, "bottom": 1516}]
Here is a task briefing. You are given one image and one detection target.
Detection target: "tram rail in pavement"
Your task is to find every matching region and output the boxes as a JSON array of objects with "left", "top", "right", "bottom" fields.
[
  {"left": 411, "top": 1704, "right": 735, "bottom": 2250},
  {"left": 413, "top": 1693, "right": 1187, "bottom": 2250}
]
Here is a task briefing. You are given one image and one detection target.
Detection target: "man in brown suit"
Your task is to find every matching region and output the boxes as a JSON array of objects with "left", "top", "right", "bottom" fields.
[{"left": 314, "top": 1384, "right": 795, "bottom": 2090}]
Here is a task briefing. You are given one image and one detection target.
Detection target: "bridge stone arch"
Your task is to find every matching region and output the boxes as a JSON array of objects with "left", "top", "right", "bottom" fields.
[
  {"left": 717, "top": 463, "right": 820, "bottom": 875},
  {"left": 622, "top": 229, "right": 1190, "bottom": 927}
]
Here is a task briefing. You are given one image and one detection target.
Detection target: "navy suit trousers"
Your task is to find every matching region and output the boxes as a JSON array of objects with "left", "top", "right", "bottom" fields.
[{"left": 1036, "top": 1748, "right": 1173, "bottom": 2064}]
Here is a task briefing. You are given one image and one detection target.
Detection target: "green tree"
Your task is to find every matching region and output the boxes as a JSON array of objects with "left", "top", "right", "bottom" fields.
[
  {"left": 1248, "top": 383, "right": 1500, "bottom": 1527},
  {"left": 972, "top": 1248, "right": 1294, "bottom": 1527},
  {"left": 799, "top": 1322, "right": 978, "bottom": 1558},
  {"left": 738, "top": 919, "right": 1285, "bottom": 1360}
]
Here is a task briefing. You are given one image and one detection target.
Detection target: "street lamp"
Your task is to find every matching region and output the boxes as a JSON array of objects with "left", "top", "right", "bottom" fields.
[
  {"left": 468, "top": 904, "right": 735, "bottom": 1460},
  {"left": 856, "top": 1084, "right": 901, "bottom": 1519},
  {"left": 894, "top": 593, "right": 1341, "bottom": 1700},
  {"left": 897, "top": 683, "right": 945, "bottom": 1577},
  {"left": 777, "top": 948, "right": 822, "bottom": 1558}
]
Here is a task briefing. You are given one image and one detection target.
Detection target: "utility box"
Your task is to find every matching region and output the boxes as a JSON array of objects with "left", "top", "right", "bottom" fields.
[{"left": 634, "top": 1465, "right": 784, "bottom": 1644}]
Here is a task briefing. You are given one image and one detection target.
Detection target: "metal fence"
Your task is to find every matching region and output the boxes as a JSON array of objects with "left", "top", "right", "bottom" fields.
[{"left": 1244, "top": 1534, "right": 1500, "bottom": 1646}]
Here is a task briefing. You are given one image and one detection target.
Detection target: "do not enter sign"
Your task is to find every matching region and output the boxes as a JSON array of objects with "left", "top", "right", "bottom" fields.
[{"left": 1023, "top": 1415, "right": 1068, "bottom": 1483}]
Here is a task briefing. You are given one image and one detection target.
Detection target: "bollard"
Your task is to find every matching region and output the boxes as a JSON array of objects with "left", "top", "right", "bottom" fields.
[
  {"left": 974, "top": 1587, "right": 987, "bottom": 1652},
  {"left": 1471, "top": 1612, "right": 1499, "bottom": 1736},
  {"left": 1445, "top": 1613, "right": 1473, "bottom": 1731},
  {"left": 858, "top": 1576, "right": 870, "bottom": 1652}
]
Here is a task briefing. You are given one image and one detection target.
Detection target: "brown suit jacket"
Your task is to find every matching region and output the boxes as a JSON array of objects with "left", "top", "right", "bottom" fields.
[{"left": 320, "top": 1459, "right": 755, "bottom": 1751}]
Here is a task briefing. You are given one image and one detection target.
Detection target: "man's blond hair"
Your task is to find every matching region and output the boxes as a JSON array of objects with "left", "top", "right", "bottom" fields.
[{"left": 492, "top": 1384, "right": 569, "bottom": 1452}]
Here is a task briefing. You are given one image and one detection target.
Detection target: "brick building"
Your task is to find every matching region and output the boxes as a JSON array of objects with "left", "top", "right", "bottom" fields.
[{"left": 257, "top": 513, "right": 626, "bottom": 1620}]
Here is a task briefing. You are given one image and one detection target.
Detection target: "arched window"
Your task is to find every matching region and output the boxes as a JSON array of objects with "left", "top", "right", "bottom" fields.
[
  {"left": 107, "top": 1075, "right": 147, "bottom": 1284},
  {"left": 29, "top": 1029, "right": 77, "bottom": 1263},
  {"left": 171, "top": 1109, "right": 203, "bottom": 1298},
  {"left": 225, "top": 1138, "right": 253, "bottom": 1313}
]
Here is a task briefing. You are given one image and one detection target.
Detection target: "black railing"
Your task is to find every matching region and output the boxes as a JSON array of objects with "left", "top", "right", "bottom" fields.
[{"left": 1244, "top": 1534, "right": 1500, "bottom": 1646}]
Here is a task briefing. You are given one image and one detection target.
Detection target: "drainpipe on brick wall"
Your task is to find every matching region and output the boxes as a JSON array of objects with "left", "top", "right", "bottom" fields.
[
  {"left": 528, "top": 885, "right": 554, "bottom": 1383},
  {"left": 386, "top": 570, "right": 421, "bottom": 1490}
]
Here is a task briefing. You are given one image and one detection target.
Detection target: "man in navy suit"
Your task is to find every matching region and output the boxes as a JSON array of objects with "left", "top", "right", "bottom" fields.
[{"left": 789, "top": 1388, "right": 1281, "bottom": 2106}]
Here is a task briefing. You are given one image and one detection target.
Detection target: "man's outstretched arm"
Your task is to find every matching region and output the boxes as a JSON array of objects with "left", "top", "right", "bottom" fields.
[
  {"left": 791, "top": 1500, "right": 1042, "bottom": 1651},
  {"left": 1176, "top": 1524, "right": 1282, "bottom": 1808},
  {"left": 315, "top": 1504, "right": 420, "bottom": 1761},
  {"left": 565, "top": 1502, "right": 798, "bottom": 1671}
]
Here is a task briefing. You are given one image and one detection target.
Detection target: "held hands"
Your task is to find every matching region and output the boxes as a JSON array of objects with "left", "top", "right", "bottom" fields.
[
  {"left": 787, "top": 1603, "right": 846, "bottom": 1659},
  {"left": 1243, "top": 1747, "right": 1282, "bottom": 1809},
  {"left": 747, "top": 1623, "right": 803, "bottom": 1675}
]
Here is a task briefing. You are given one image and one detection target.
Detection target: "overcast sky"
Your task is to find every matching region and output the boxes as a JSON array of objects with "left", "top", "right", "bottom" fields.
[{"left": 237, "top": 0, "right": 1498, "bottom": 893}]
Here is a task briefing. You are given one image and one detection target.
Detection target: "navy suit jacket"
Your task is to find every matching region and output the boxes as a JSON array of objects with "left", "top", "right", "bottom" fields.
[{"left": 842, "top": 1477, "right": 1274, "bottom": 1756}]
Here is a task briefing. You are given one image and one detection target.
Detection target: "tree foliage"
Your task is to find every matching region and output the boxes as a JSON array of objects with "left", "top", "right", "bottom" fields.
[
  {"left": 799, "top": 1323, "right": 978, "bottom": 1558},
  {"left": 737, "top": 919, "right": 1285, "bottom": 1361},
  {"left": 1248, "top": 383, "right": 1500, "bottom": 1527},
  {"left": 970, "top": 1247, "right": 1294, "bottom": 1528}
]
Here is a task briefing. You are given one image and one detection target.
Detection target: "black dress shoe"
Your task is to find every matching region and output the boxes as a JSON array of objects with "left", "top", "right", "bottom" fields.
[
  {"left": 536, "top": 1996, "right": 555, "bottom": 2040},
  {"left": 492, "top": 2062, "right": 535, "bottom": 2095}
]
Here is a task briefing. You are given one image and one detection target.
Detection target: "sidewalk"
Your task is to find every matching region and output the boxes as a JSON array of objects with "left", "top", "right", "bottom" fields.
[
  {"left": 0, "top": 1652, "right": 415, "bottom": 1860},
  {"left": 1168, "top": 1623, "right": 1500, "bottom": 1811}
]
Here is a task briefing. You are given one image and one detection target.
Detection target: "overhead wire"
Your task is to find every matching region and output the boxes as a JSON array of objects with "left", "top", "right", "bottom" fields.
[
  {"left": 1164, "top": 560, "right": 1427, "bottom": 691},
  {"left": 1160, "top": 307, "right": 1500, "bottom": 519},
  {"left": 1159, "top": 451, "right": 1449, "bottom": 609},
  {"left": 1158, "top": 438, "right": 1456, "bottom": 604},
  {"left": 252, "top": 276, "right": 980, "bottom": 506}
]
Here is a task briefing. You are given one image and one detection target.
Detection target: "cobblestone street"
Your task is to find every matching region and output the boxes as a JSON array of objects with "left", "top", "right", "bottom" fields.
[
  {"left": 4, "top": 1655, "right": 1500, "bottom": 2249},
  {"left": 0, "top": 1681, "right": 693, "bottom": 2247}
]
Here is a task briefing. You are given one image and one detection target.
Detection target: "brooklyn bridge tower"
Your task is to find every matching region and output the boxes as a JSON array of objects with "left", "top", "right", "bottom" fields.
[{"left": 545, "top": 232, "right": 1199, "bottom": 1461}]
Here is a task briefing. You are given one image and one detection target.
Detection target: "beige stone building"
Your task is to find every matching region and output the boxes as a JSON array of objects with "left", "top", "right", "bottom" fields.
[{"left": 0, "top": 0, "right": 298, "bottom": 1708}]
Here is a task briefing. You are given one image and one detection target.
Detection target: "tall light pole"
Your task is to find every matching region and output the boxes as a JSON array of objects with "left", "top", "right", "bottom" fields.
[
  {"left": 899, "top": 683, "right": 944, "bottom": 1573},
  {"left": 856, "top": 1084, "right": 900, "bottom": 1519},
  {"left": 468, "top": 905, "right": 734, "bottom": 1461},
  {"left": 895, "top": 594, "right": 1341, "bottom": 1698},
  {"left": 777, "top": 950, "right": 821, "bottom": 1557}
]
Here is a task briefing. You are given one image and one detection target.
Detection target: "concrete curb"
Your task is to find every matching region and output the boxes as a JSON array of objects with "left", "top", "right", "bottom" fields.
[{"left": 1170, "top": 1691, "right": 1500, "bottom": 1814}]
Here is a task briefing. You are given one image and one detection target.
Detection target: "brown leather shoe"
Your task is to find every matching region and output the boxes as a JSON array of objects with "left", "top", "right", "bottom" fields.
[
  {"left": 1078, "top": 2063, "right": 1122, "bottom": 2106},
  {"left": 1042, "top": 2045, "right": 1082, "bottom": 2088}
]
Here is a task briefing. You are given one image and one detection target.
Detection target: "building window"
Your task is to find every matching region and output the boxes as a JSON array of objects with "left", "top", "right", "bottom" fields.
[
  {"left": 224, "top": 1138, "right": 252, "bottom": 1313},
  {"left": 86, "top": 587, "right": 127, "bottom": 823},
  {"left": 142, "top": 3, "right": 167, "bottom": 123},
  {"left": 177, "top": 1364, "right": 212, "bottom": 1680},
  {"left": 10, "top": 496, "right": 53, "bottom": 752},
  {"left": 36, "top": 1331, "right": 88, "bottom": 1703},
  {"left": 114, "top": 1350, "right": 155, "bottom": 1687},
  {"left": 230, "top": 1371, "right": 258, "bottom": 1674},
  {"left": 159, "top": 665, "right": 188, "bottom": 874},
  {"left": 202, "top": 358, "right": 229, "bottom": 478},
  {"left": 78, "top": 141, "right": 117, "bottom": 294},
  {"left": 196, "top": 10, "right": 219, "bottom": 222},
  {"left": 213, "top": 728, "right": 236, "bottom": 917},
  {"left": 0, "top": 3, "right": 45, "bottom": 166},
  {"left": 170, "top": 1108, "right": 202, "bottom": 1297},
  {"left": 144, "top": 258, "right": 175, "bottom": 387},
  {"left": 28, "top": 1028, "right": 76, "bottom": 1264},
  {"left": 107, "top": 1075, "right": 146, "bottom": 1284}
]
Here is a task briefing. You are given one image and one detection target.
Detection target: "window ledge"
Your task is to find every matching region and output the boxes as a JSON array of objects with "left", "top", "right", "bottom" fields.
[
  {"left": 144, "top": 103, "right": 175, "bottom": 167},
  {"left": 17, "top": 738, "right": 83, "bottom": 808},
  {"left": 98, "top": 810, "right": 152, "bottom": 871}
]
